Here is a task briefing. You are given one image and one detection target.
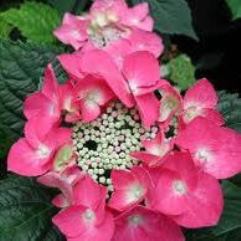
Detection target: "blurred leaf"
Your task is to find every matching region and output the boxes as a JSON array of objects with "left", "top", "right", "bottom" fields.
[
  {"left": 0, "top": 175, "right": 65, "bottom": 241},
  {"left": 167, "top": 54, "right": 196, "bottom": 90},
  {"left": 0, "top": 2, "right": 61, "bottom": 44},
  {"left": 0, "top": 16, "right": 12, "bottom": 39},
  {"left": 47, "top": 0, "right": 76, "bottom": 14},
  {"left": 212, "top": 182, "right": 241, "bottom": 237},
  {"left": 47, "top": 0, "right": 89, "bottom": 14},
  {"left": 226, "top": 0, "right": 241, "bottom": 20},
  {"left": 218, "top": 91, "right": 241, "bottom": 132},
  {"left": 0, "top": 40, "right": 62, "bottom": 158},
  {"left": 131, "top": 0, "right": 198, "bottom": 40}
]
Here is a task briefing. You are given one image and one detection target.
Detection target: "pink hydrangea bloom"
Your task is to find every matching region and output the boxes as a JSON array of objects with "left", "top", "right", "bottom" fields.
[
  {"left": 112, "top": 206, "right": 185, "bottom": 241},
  {"left": 109, "top": 166, "right": 151, "bottom": 211},
  {"left": 59, "top": 50, "right": 163, "bottom": 127},
  {"left": 131, "top": 131, "right": 173, "bottom": 167},
  {"left": 158, "top": 80, "right": 182, "bottom": 124},
  {"left": 6, "top": 1, "right": 241, "bottom": 240},
  {"left": 181, "top": 78, "right": 224, "bottom": 126},
  {"left": 175, "top": 117, "right": 241, "bottom": 179},
  {"left": 53, "top": 176, "right": 114, "bottom": 241},
  {"left": 147, "top": 152, "right": 224, "bottom": 228},
  {"left": 24, "top": 64, "right": 62, "bottom": 125},
  {"left": 54, "top": 0, "right": 163, "bottom": 66},
  {"left": 8, "top": 117, "right": 72, "bottom": 176}
]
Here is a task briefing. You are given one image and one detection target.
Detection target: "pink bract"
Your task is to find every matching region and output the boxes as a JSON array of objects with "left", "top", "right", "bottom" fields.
[
  {"left": 54, "top": 0, "right": 163, "bottom": 65},
  {"left": 175, "top": 117, "right": 241, "bottom": 179},
  {"left": 8, "top": 117, "right": 72, "bottom": 176},
  {"left": 112, "top": 206, "right": 185, "bottom": 241},
  {"left": 53, "top": 176, "right": 114, "bottom": 241},
  {"left": 6, "top": 1, "right": 241, "bottom": 241},
  {"left": 131, "top": 131, "right": 173, "bottom": 167},
  {"left": 109, "top": 166, "right": 151, "bottom": 211},
  {"left": 182, "top": 78, "right": 224, "bottom": 126},
  {"left": 147, "top": 152, "right": 224, "bottom": 228}
]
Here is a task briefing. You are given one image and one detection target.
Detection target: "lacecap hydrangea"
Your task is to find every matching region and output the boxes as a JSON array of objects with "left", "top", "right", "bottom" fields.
[{"left": 7, "top": 0, "right": 241, "bottom": 241}]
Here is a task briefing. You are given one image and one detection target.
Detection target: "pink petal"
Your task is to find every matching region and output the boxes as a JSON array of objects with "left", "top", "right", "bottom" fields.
[
  {"left": 122, "top": 3, "right": 153, "bottom": 31},
  {"left": 52, "top": 194, "right": 69, "bottom": 208},
  {"left": 159, "top": 81, "right": 182, "bottom": 123},
  {"left": 147, "top": 152, "right": 224, "bottom": 228},
  {"left": 112, "top": 206, "right": 185, "bottom": 241},
  {"left": 45, "top": 127, "right": 72, "bottom": 151},
  {"left": 137, "top": 16, "right": 154, "bottom": 31},
  {"left": 135, "top": 93, "right": 159, "bottom": 127},
  {"left": 68, "top": 211, "right": 114, "bottom": 241},
  {"left": 75, "top": 76, "right": 115, "bottom": 106},
  {"left": 80, "top": 100, "right": 101, "bottom": 122},
  {"left": 91, "top": 0, "right": 128, "bottom": 14},
  {"left": 59, "top": 83, "right": 81, "bottom": 122},
  {"left": 122, "top": 51, "right": 160, "bottom": 95},
  {"left": 42, "top": 64, "right": 59, "bottom": 101},
  {"left": 7, "top": 138, "right": 51, "bottom": 176},
  {"left": 73, "top": 175, "right": 107, "bottom": 210},
  {"left": 38, "top": 172, "right": 73, "bottom": 206},
  {"left": 129, "top": 29, "right": 164, "bottom": 58},
  {"left": 184, "top": 78, "right": 218, "bottom": 109},
  {"left": 109, "top": 167, "right": 150, "bottom": 211},
  {"left": 58, "top": 52, "right": 84, "bottom": 80},
  {"left": 104, "top": 39, "right": 132, "bottom": 69},
  {"left": 131, "top": 151, "right": 161, "bottom": 167},
  {"left": 175, "top": 117, "right": 241, "bottom": 179},
  {"left": 53, "top": 205, "right": 89, "bottom": 237},
  {"left": 24, "top": 117, "right": 56, "bottom": 148},
  {"left": 132, "top": 131, "right": 172, "bottom": 166},
  {"left": 79, "top": 50, "right": 134, "bottom": 107},
  {"left": 172, "top": 172, "right": 224, "bottom": 228},
  {"left": 201, "top": 108, "right": 224, "bottom": 126},
  {"left": 54, "top": 13, "right": 89, "bottom": 50},
  {"left": 23, "top": 92, "right": 60, "bottom": 123}
]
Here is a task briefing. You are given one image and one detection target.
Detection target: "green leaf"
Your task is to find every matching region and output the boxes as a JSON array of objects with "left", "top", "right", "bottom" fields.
[
  {"left": 0, "top": 175, "right": 65, "bottom": 241},
  {"left": 218, "top": 91, "right": 241, "bottom": 133},
  {"left": 166, "top": 54, "right": 196, "bottom": 90},
  {"left": 0, "top": 2, "right": 61, "bottom": 44},
  {"left": 47, "top": 0, "right": 89, "bottom": 14},
  {"left": 226, "top": 0, "right": 241, "bottom": 20},
  {"left": 47, "top": 0, "right": 76, "bottom": 14},
  {"left": 211, "top": 182, "right": 241, "bottom": 238},
  {"left": 0, "top": 16, "right": 12, "bottom": 39},
  {"left": 131, "top": 0, "right": 198, "bottom": 40},
  {"left": 0, "top": 40, "right": 62, "bottom": 158}
]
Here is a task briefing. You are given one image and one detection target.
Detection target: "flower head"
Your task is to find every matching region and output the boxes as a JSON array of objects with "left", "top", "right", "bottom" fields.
[
  {"left": 54, "top": 0, "right": 163, "bottom": 67},
  {"left": 6, "top": 0, "right": 241, "bottom": 240}
]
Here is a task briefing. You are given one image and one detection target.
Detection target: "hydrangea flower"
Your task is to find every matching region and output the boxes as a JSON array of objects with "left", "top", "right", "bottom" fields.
[
  {"left": 6, "top": 0, "right": 241, "bottom": 241},
  {"left": 54, "top": 0, "right": 163, "bottom": 67}
]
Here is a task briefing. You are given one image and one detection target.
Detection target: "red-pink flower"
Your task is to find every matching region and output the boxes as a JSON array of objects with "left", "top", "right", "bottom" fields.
[
  {"left": 181, "top": 78, "right": 224, "bottom": 126},
  {"left": 24, "top": 64, "right": 62, "bottom": 125},
  {"left": 54, "top": 0, "right": 163, "bottom": 64},
  {"left": 53, "top": 176, "right": 114, "bottom": 241},
  {"left": 74, "top": 75, "right": 115, "bottom": 122},
  {"left": 109, "top": 166, "right": 151, "bottom": 211},
  {"left": 7, "top": 117, "right": 72, "bottom": 176},
  {"left": 112, "top": 206, "right": 185, "bottom": 241},
  {"left": 37, "top": 145, "right": 83, "bottom": 208},
  {"left": 158, "top": 81, "right": 182, "bottom": 124},
  {"left": 175, "top": 117, "right": 241, "bottom": 179},
  {"left": 131, "top": 131, "right": 173, "bottom": 167},
  {"left": 24, "top": 64, "right": 81, "bottom": 124},
  {"left": 59, "top": 50, "right": 162, "bottom": 127},
  {"left": 147, "top": 152, "right": 224, "bottom": 228}
]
